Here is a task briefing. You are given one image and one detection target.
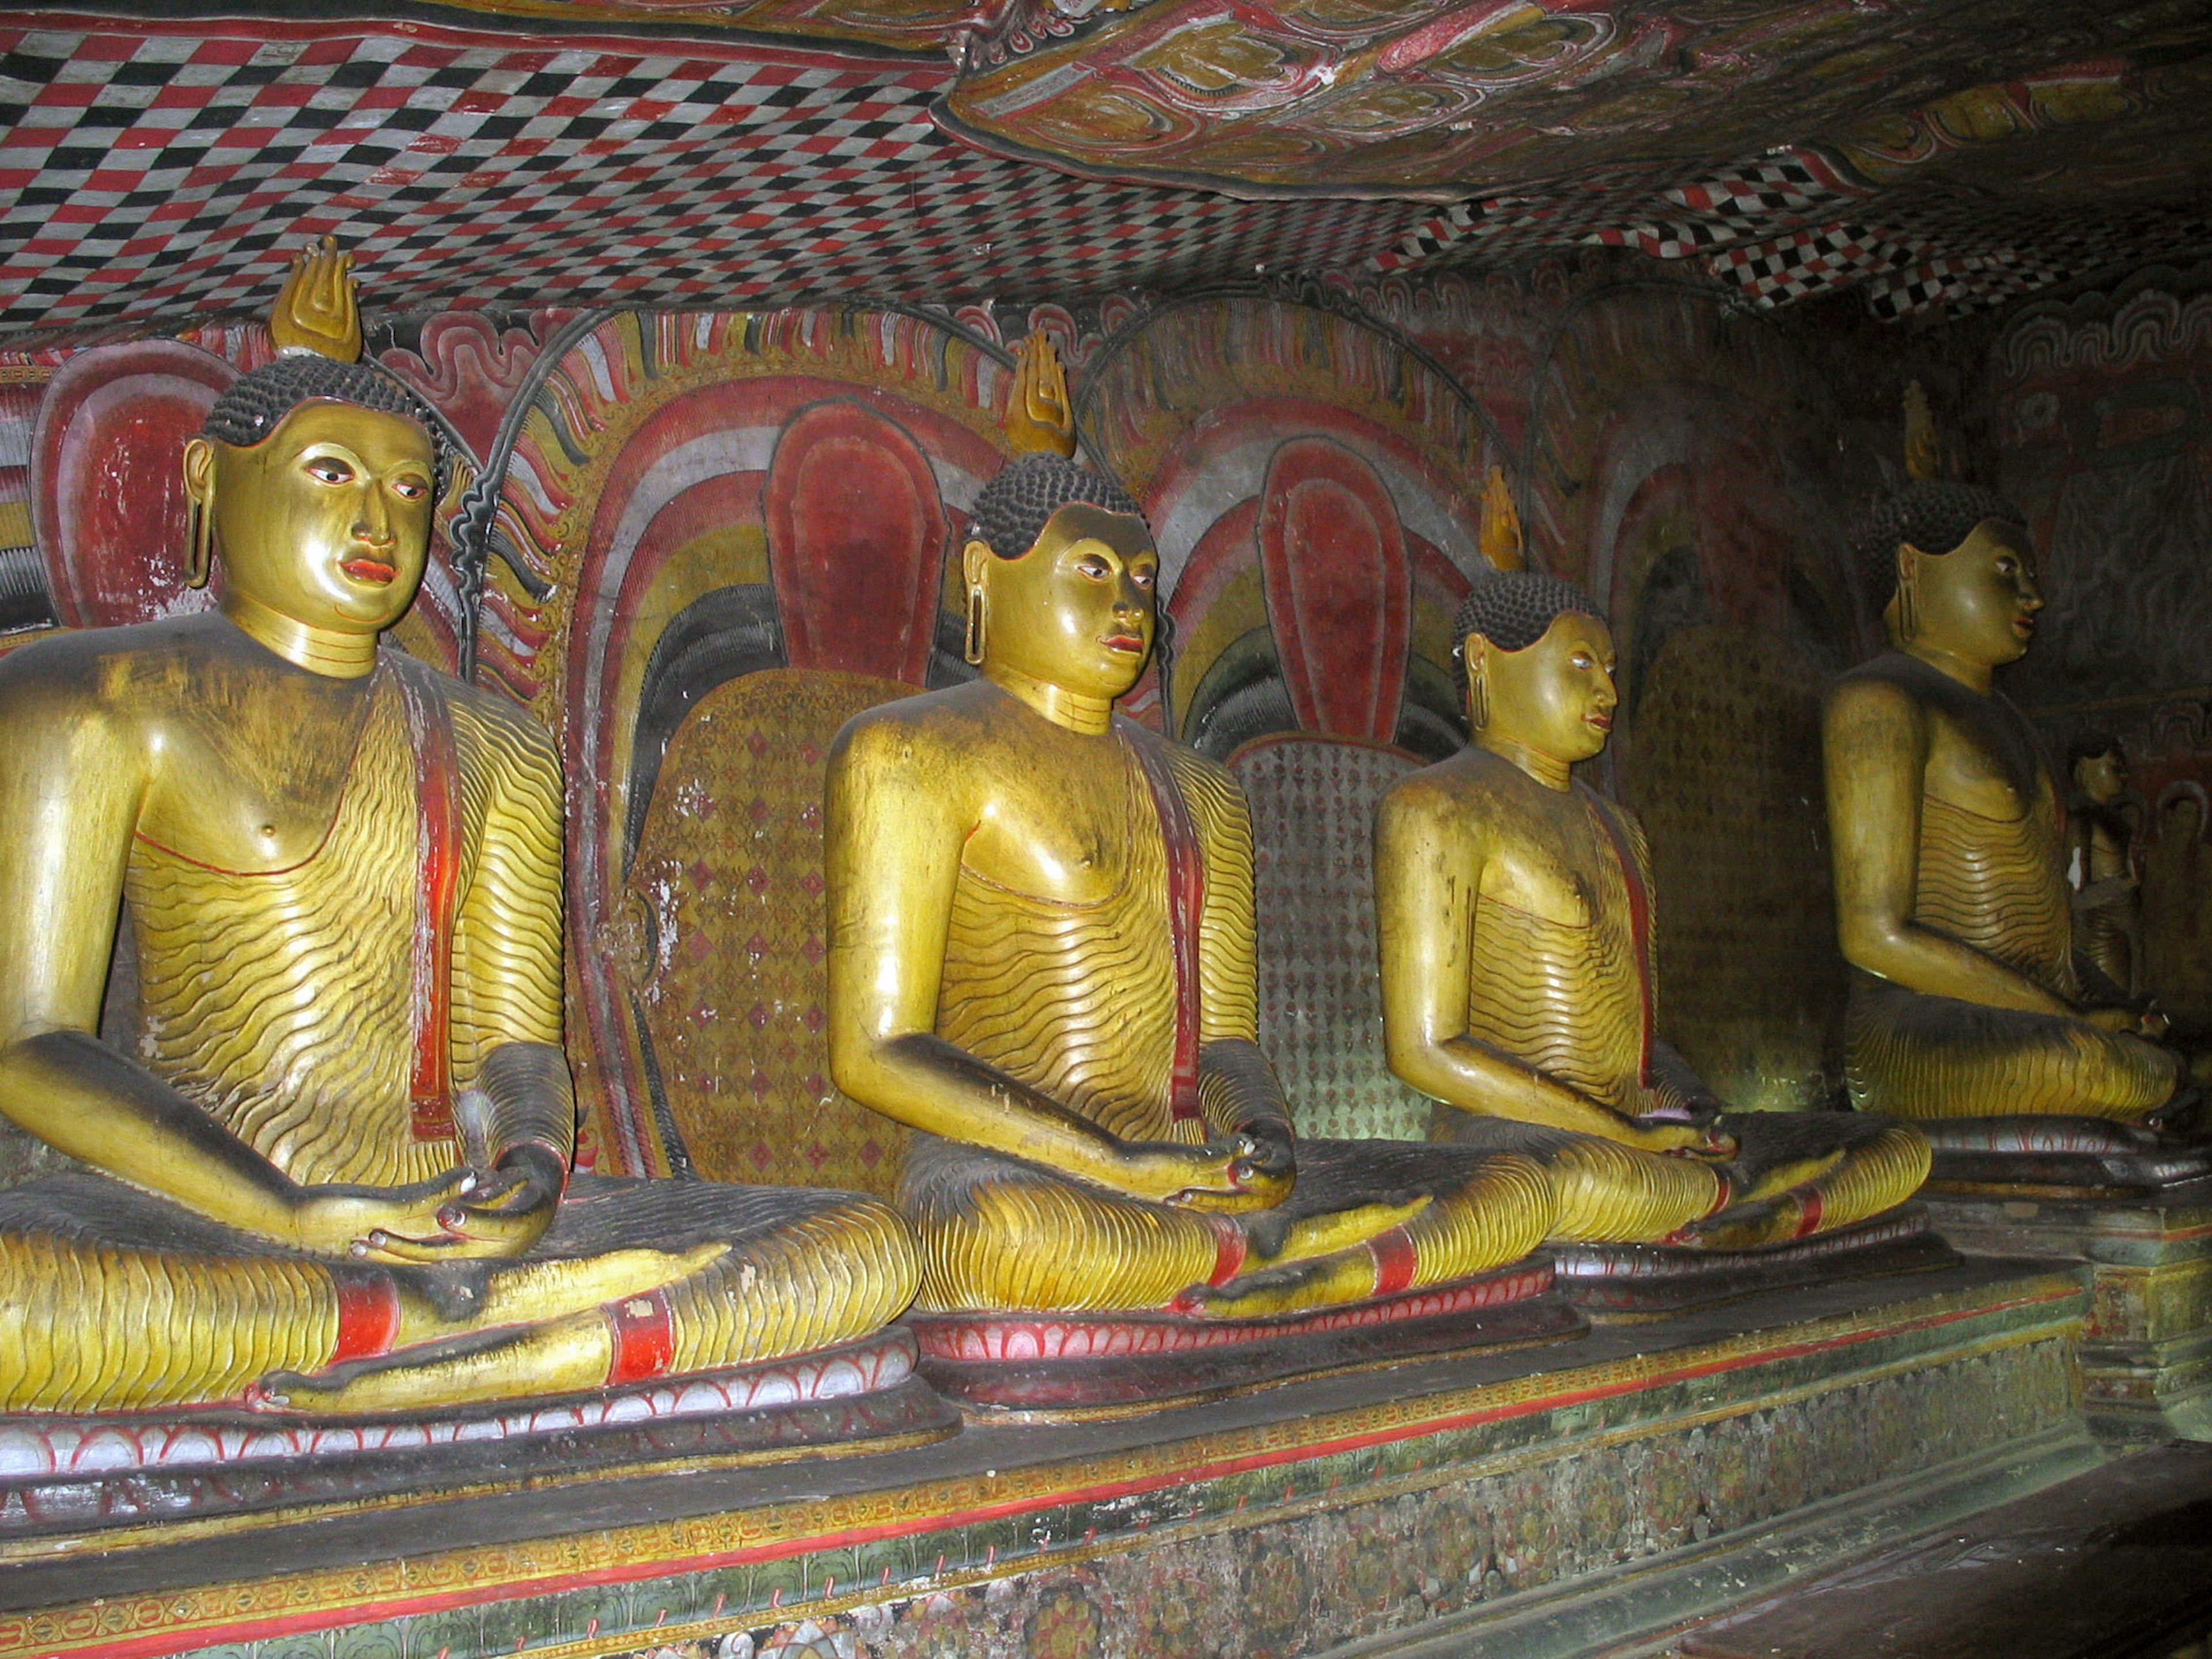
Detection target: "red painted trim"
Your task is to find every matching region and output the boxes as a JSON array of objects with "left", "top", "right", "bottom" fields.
[
  {"left": 1792, "top": 1185, "right": 1825, "bottom": 1240},
  {"left": 59, "top": 1282, "right": 2082, "bottom": 1659},
  {"left": 1120, "top": 719, "right": 1205, "bottom": 1125},
  {"left": 328, "top": 1273, "right": 400, "bottom": 1365},
  {"left": 392, "top": 656, "right": 460, "bottom": 1144},
  {"left": 1368, "top": 1228, "right": 1418, "bottom": 1297},
  {"left": 604, "top": 1289, "right": 675, "bottom": 1387},
  {"left": 1207, "top": 1217, "right": 1248, "bottom": 1287}
]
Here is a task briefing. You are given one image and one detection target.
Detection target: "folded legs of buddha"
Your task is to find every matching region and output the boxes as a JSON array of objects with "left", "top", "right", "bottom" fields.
[
  {"left": 825, "top": 457, "right": 1565, "bottom": 1378},
  {"left": 0, "top": 246, "right": 918, "bottom": 1425},
  {"left": 1377, "top": 574, "right": 1933, "bottom": 1278}
]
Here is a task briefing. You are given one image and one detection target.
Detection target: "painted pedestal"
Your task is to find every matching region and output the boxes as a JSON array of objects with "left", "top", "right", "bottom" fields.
[
  {"left": 0, "top": 1257, "right": 2092, "bottom": 1659},
  {"left": 1923, "top": 1177, "right": 2212, "bottom": 1443}
]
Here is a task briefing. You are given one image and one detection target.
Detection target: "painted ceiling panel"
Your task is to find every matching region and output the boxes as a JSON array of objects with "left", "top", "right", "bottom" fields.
[
  {"left": 1, "top": 2, "right": 2209, "bottom": 341},
  {"left": 942, "top": 0, "right": 2210, "bottom": 199}
]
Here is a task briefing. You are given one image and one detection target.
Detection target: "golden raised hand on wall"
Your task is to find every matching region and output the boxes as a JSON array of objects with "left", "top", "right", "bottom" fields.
[
  {"left": 1003, "top": 332, "right": 1078, "bottom": 459},
  {"left": 0, "top": 245, "right": 916, "bottom": 1415},
  {"left": 1376, "top": 573, "right": 1929, "bottom": 1248},
  {"left": 1823, "top": 483, "right": 2180, "bottom": 1120},
  {"left": 824, "top": 454, "right": 1558, "bottom": 1319}
]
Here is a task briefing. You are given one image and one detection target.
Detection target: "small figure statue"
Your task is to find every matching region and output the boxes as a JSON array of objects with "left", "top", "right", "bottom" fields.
[
  {"left": 1823, "top": 482, "right": 2181, "bottom": 1123},
  {"left": 1377, "top": 573, "right": 1930, "bottom": 1249},
  {"left": 825, "top": 456, "right": 1560, "bottom": 1335},
  {"left": 0, "top": 243, "right": 918, "bottom": 1416},
  {"left": 2066, "top": 732, "right": 2146, "bottom": 999}
]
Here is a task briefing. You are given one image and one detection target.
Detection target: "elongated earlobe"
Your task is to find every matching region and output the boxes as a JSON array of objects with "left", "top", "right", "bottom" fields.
[
  {"left": 964, "top": 584, "right": 987, "bottom": 666},
  {"left": 185, "top": 497, "right": 213, "bottom": 588}
]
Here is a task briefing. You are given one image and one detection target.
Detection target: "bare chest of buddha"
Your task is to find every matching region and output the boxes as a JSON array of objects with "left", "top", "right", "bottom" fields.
[
  {"left": 1910, "top": 680, "right": 2071, "bottom": 988},
  {"left": 123, "top": 666, "right": 461, "bottom": 1188},
  {"left": 1456, "top": 755, "right": 1653, "bottom": 1112},
  {"left": 937, "top": 729, "right": 1187, "bottom": 1145}
]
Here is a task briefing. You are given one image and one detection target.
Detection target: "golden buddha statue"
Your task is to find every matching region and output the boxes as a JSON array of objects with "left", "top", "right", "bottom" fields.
[
  {"left": 0, "top": 243, "right": 916, "bottom": 1417},
  {"left": 1823, "top": 482, "right": 2181, "bottom": 1122},
  {"left": 2066, "top": 732, "right": 2146, "bottom": 1000},
  {"left": 1377, "top": 573, "right": 1930, "bottom": 1249},
  {"left": 825, "top": 456, "right": 1558, "bottom": 1325}
]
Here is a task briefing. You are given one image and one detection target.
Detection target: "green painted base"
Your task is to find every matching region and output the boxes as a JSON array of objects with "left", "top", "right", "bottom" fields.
[
  {"left": 0, "top": 1259, "right": 2089, "bottom": 1659},
  {"left": 1922, "top": 1180, "right": 2212, "bottom": 1444}
]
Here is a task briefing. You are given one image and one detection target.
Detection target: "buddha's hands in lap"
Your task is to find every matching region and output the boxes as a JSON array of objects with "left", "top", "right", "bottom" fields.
[
  {"left": 1627, "top": 1110, "right": 1737, "bottom": 1161},
  {"left": 1122, "top": 1134, "right": 1288, "bottom": 1213},
  {"left": 294, "top": 1146, "right": 563, "bottom": 1262},
  {"left": 2084, "top": 1004, "right": 2170, "bottom": 1041}
]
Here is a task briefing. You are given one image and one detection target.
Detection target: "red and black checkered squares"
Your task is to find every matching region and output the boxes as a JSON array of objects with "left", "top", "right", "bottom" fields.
[{"left": 0, "top": 16, "right": 1431, "bottom": 339}]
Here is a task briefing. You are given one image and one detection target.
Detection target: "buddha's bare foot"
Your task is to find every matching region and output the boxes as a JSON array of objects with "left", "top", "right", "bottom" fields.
[
  {"left": 1268, "top": 1197, "right": 1429, "bottom": 1267},
  {"left": 250, "top": 1310, "right": 612, "bottom": 1415}
]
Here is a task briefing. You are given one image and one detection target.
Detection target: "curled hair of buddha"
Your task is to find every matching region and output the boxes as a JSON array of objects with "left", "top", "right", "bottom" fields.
[
  {"left": 1855, "top": 480, "right": 2024, "bottom": 601},
  {"left": 202, "top": 355, "right": 449, "bottom": 488},
  {"left": 1453, "top": 571, "right": 1605, "bottom": 656},
  {"left": 969, "top": 454, "right": 1143, "bottom": 559}
]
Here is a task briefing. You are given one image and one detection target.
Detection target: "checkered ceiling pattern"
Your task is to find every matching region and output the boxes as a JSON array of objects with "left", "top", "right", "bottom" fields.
[
  {"left": 0, "top": 16, "right": 1425, "bottom": 343},
  {"left": 2, "top": 10, "right": 2206, "bottom": 340}
]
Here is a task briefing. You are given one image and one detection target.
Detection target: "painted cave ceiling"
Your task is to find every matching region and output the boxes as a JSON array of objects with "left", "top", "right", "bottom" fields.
[{"left": 3, "top": 0, "right": 2210, "bottom": 343}]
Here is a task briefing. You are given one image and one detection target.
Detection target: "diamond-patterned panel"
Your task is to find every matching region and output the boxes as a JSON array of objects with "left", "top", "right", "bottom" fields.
[
  {"left": 1236, "top": 735, "right": 1434, "bottom": 1145},
  {"left": 624, "top": 667, "right": 913, "bottom": 1199}
]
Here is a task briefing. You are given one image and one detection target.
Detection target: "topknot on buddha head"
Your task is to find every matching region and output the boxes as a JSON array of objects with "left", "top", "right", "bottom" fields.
[
  {"left": 1453, "top": 571, "right": 1604, "bottom": 657},
  {"left": 969, "top": 454, "right": 1145, "bottom": 560},
  {"left": 1857, "top": 480, "right": 2024, "bottom": 600},
  {"left": 202, "top": 355, "right": 448, "bottom": 484}
]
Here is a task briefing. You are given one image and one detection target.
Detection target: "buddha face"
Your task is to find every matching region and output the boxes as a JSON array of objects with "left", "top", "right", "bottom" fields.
[
  {"left": 2074, "top": 748, "right": 2127, "bottom": 806},
  {"left": 1896, "top": 518, "right": 2042, "bottom": 668},
  {"left": 184, "top": 401, "right": 437, "bottom": 638},
  {"left": 1473, "top": 609, "right": 1618, "bottom": 766},
  {"left": 967, "top": 502, "right": 1159, "bottom": 702}
]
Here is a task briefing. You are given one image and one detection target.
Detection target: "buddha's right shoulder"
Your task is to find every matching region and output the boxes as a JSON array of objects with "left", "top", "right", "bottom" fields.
[
  {"left": 1825, "top": 657, "right": 1926, "bottom": 723},
  {"left": 830, "top": 683, "right": 994, "bottom": 767},
  {"left": 1378, "top": 749, "right": 1490, "bottom": 821},
  {"left": 0, "top": 617, "right": 214, "bottom": 724}
]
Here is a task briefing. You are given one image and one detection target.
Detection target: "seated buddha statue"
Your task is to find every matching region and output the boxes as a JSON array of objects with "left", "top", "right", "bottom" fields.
[
  {"left": 2065, "top": 732, "right": 2146, "bottom": 1001},
  {"left": 0, "top": 244, "right": 916, "bottom": 1417},
  {"left": 825, "top": 456, "right": 1560, "bottom": 1327},
  {"left": 1377, "top": 573, "right": 1930, "bottom": 1250},
  {"left": 1823, "top": 482, "right": 2181, "bottom": 1124}
]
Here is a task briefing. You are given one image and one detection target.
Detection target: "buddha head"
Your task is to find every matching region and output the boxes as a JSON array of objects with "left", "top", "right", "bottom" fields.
[
  {"left": 1456, "top": 573, "right": 1615, "bottom": 770},
  {"left": 961, "top": 455, "right": 1158, "bottom": 706},
  {"left": 181, "top": 355, "right": 441, "bottom": 652},
  {"left": 1862, "top": 480, "right": 2040, "bottom": 668},
  {"left": 2068, "top": 730, "right": 2128, "bottom": 807}
]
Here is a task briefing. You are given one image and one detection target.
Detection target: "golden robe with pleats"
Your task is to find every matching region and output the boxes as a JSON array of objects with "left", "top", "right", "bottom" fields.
[
  {"left": 904, "top": 732, "right": 1553, "bottom": 1314},
  {"left": 1426, "top": 751, "right": 1927, "bottom": 1247},
  {"left": 1844, "top": 774, "right": 2176, "bottom": 1120},
  {"left": 0, "top": 658, "right": 915, "bottom": 1411}
]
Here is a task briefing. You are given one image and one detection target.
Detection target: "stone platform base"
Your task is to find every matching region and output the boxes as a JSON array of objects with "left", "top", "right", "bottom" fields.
[
  {"left": 1921, "top": 1115, "right": 2212, "bottom": 1198},
  {"left": 1554, "top": 1204, "right": 1957, "bottom": 1321},
  {"left": 1925, "top": 1178, "right": 2212, "bottom": 1444},
  {"left": 910, "top": 1259, "right": 1584, "bottom": 1416},
  {"left": 0, "top": 1329, "right": 955, "bottom": 1542},
  {"left": 0, "top": 1256, "right": 2089, "bottom": 1659}
]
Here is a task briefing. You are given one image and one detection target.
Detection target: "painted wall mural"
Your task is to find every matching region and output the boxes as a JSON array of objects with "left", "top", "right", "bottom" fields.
[
  {"left": 3, "top": 259, "right": 2015, "bottom": 1180},
  {"left": 1992, "top": 269, "right": 2212, "bottom": 1018},
  {"left": 1513, "top": 282, "right": 1872, "bottom": 1110}
]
